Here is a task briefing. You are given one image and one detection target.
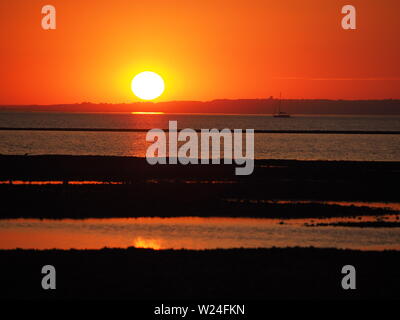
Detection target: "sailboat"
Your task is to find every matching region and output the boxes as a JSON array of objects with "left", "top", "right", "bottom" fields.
[{"left": 273, "top": 94, "right": 291, "bottom": 118}]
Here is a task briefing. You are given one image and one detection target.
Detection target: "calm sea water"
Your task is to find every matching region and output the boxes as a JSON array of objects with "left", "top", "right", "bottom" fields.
[
  {"left": 0, "top": 112, "right": 399, "bottom": 160},
  {"left": 1, "top": 216, "right": 399, "bottom": 251}
]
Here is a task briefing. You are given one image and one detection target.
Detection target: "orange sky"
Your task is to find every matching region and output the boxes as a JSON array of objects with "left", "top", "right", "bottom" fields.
[{"left": 0, "top": 0, "right": 399, "bottom": 104}]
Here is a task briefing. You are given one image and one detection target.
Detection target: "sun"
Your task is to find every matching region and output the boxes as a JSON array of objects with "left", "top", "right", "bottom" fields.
[{"left": 131, "top": 71, "right": 165, "bottom": 100}]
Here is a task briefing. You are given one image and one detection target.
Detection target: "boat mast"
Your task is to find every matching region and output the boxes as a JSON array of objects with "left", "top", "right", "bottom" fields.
[{"left": 278, "top": 92, "right": 282, "bottom": 114}]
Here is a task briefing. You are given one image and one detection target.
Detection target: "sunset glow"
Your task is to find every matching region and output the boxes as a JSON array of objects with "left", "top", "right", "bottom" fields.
[
  {"left": 131, "top": 111, "right": 165, "bottom": 115},
  {"left": 0, "top": 0, "right": 399, "bottom": 105}
]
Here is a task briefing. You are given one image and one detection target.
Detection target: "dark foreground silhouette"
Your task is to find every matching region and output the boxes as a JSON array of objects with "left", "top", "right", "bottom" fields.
[
  {"left": 0, "top": 247, "right": 399, "bottom": 300},
  {"left": 0, "top": 155, "right": 399, "bottom": 219}
]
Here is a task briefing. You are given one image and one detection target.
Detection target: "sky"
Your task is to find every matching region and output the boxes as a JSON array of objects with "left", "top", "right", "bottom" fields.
[{"left": 1, "top": 0, "right": 399, "bottom": 105}]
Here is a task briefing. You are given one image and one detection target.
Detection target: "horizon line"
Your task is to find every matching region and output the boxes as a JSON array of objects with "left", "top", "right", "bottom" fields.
[{"left": 1, "top": 97, "right": 400, "bottom": 106}]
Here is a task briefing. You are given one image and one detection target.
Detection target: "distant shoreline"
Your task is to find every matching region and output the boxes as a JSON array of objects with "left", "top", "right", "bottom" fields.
[
  {"left": 1, "top": 127, "right": 399, "bottom": 134},
  {"left": 2, "top": 111, "right": 400, "bottom": 116},
  {"left": 1, "top": 98, "right": 399, "bottom": 114}
]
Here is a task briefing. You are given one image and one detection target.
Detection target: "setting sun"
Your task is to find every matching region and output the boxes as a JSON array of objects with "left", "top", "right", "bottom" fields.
[{"left": 131, "top": 71, "right": 165, "bottom": 101}]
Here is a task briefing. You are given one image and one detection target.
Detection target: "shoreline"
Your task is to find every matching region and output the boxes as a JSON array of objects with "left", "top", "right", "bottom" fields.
[{"left": 1, "top": 155, "right": 399, "bottom": 219}]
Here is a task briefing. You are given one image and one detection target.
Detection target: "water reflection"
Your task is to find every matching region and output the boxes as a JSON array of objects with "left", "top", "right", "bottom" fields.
[
  {"left": 0, "top": 180, "right": 123, "bottom": 185},
  {"left": 0, "top": 217, "right": 399, "bottom": 251},
  {"left": 1, "top": 130, "right": 400, "bottom": 161},
  {"left": 133, "top": 237, "right": 162, "bottom": 250}
]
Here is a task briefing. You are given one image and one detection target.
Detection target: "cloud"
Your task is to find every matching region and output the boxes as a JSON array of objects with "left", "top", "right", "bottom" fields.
[{"left": 273, "top": 77, "right": 400, "bottom": 81}]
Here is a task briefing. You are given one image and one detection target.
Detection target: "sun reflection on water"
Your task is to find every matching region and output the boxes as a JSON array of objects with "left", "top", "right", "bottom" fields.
[{"left": 133, "top": 237, "right": 162, "bottom": 250}]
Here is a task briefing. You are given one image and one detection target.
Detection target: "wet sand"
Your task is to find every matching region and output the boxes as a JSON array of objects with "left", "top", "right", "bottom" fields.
[
  {"left": 0, "top": 155, "right": 399, "bottom": 219},
  {"left": 307, "top": 221, "right": 400, "bottom": 228}
]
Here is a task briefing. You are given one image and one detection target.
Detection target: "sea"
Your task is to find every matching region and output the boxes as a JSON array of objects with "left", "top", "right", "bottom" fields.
[{"left": 0, "top": 112, "right": 400, "bottom": 161}]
